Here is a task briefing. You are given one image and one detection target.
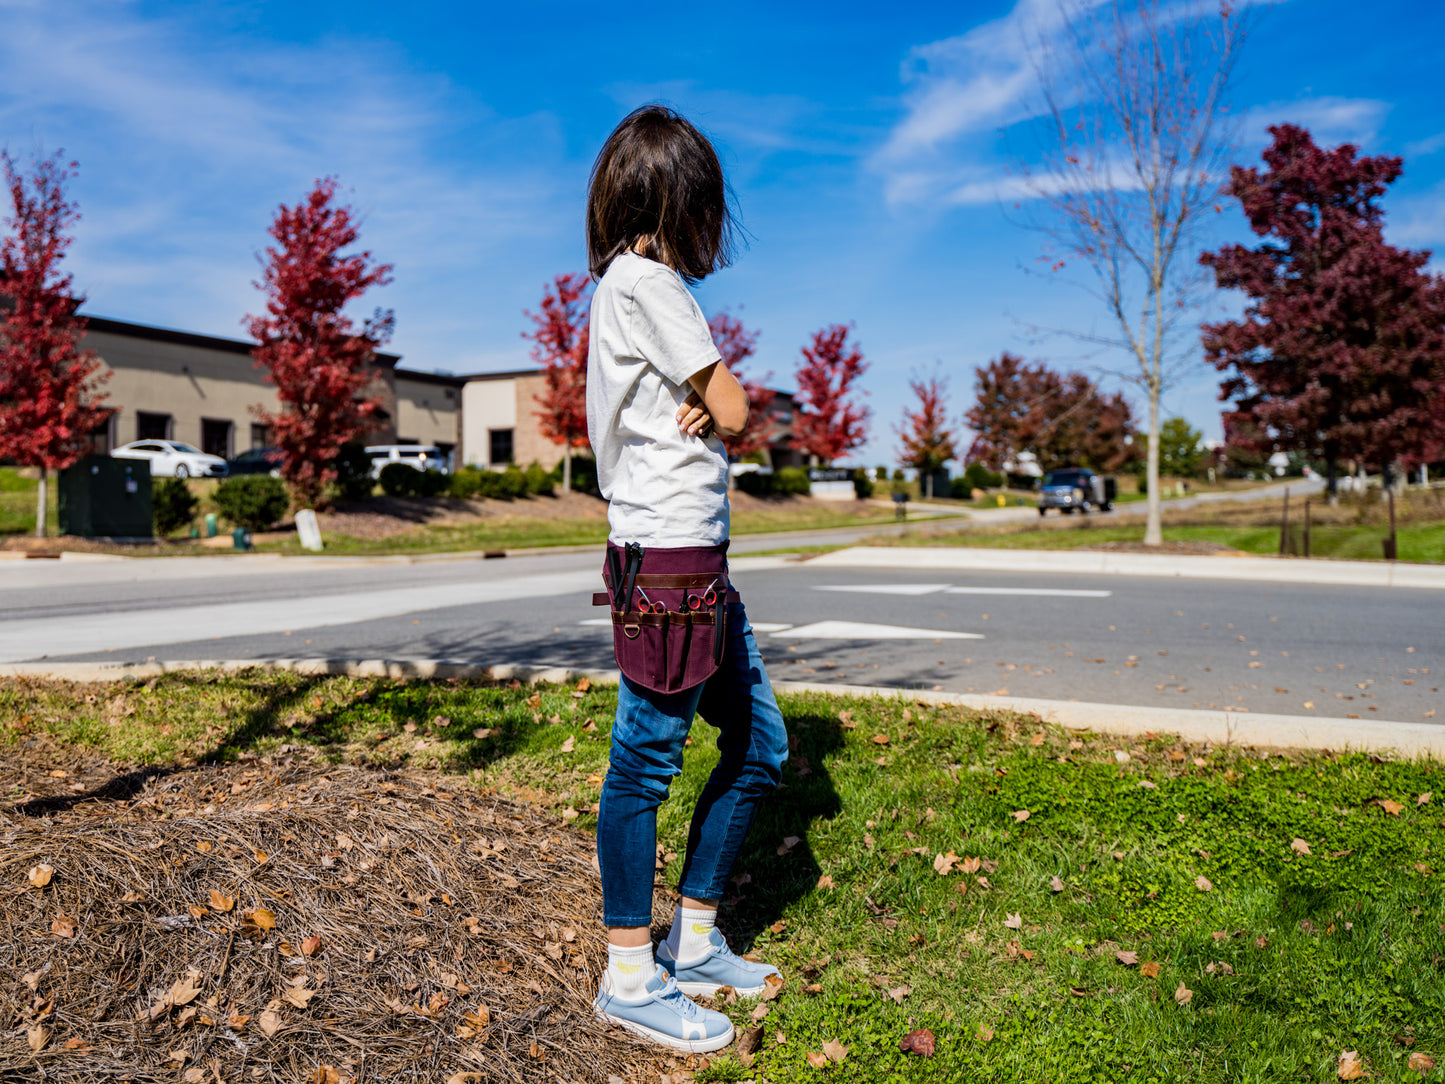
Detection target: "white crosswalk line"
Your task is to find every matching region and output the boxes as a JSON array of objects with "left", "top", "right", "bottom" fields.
[
  {"left": 813, "top": 583, "right": 952, "bottom": 596},
  {"left": 769, "top": 621, "right": 983, "bottom": 640},
  {"left": 943, "top": 586, "right": 1111, "bottom": 598}
]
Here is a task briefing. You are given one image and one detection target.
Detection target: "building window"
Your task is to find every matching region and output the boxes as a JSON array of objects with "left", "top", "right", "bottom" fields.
[
  {"left": 136, "top": 411, "right": 172, "bottom": 441},
  {"left": 86, "top": 415, "right": 114, "bottom": 456},
  {"left": 488, "top": 428, "right": 514, "bottom": 465},
  {"left": 201, "top": 418, "right": 233, "bottom": 459},
  {"left": 435, "top": 441, "right": 455, "bottom": 469},
  {"left": 250, "top": 423, "right": 273, "bottom": 449}
]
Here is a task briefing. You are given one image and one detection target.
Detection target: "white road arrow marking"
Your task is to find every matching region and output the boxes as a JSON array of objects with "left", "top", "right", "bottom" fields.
[{"left": 769, "top": 621, "right": 983, "bottom": 641}]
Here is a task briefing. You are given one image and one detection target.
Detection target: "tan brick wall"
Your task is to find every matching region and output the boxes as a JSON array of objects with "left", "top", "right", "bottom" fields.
[
  {"left": 394, "top": 376, "right": 460, "bottom": 452},
  {"left": 511, "top": 372, "right": 567, "bottom": 469}
]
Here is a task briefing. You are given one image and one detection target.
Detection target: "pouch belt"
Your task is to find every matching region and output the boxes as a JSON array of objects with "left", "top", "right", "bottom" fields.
[
  {"left": 594, "top": 590, "right": 741, "bottom": 607},
  {"left": 608, "top": 610, "right": 716, "bottom": 627}
]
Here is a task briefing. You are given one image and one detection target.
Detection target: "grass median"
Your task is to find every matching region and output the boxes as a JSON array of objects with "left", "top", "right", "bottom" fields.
[{"left": 4, "top": 672, "right": 1442, "bottom": 1081}]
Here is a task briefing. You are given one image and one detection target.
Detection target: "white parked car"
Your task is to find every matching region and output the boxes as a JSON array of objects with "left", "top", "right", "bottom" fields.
[
  {"left": 365, "top": 444, "right": 449, "bottom": 478},
  {"left": 112, "top": 440, "right": 229, "bottom": 479}
]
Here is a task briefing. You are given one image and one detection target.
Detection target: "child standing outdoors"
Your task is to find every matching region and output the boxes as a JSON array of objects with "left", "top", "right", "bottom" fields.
[{"left": 585, "top": 105, "right": 788, "bottom": 1052}]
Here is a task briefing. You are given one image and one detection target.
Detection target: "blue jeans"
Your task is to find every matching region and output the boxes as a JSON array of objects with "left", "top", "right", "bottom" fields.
[{"left": 597, "top": 601, "right": 788, "bottom": 927}]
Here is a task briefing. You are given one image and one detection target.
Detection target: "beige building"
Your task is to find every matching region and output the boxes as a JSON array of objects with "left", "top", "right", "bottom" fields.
[
  {"left": 78, "top": 316, "right": 462, "bottom": 463},
  {"left": 460, "top": 369, "right": 566, "bottom": 469}
]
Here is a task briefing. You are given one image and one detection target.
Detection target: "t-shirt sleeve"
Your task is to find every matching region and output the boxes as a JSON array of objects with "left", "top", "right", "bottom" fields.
[{"left": 628, "top": 267, "right": 722, "bottom": 388}]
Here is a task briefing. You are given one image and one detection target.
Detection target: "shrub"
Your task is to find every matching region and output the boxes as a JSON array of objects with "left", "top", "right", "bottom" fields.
[
  {"left": 961, "top": 462, "right": 1004, "bottom": 491},
  {"left": 569, "top": 456, "right": 599, "bottom": 495},
  {"left": 525, "top": 461, "right": 555, "bottom": 497},
  {"left": 332, "top": 442, "right": 374, "bottom": 501},
  {"left": 449, "top": 466, "right": 483, "bottom": 499},
  {"left": 411, "top": 469, "right": 450, "bottom": 498},
  {"left": 1005, "top": 472, "right": 1037, "bottom": 491},
  {"left": 152, "top": 478, "right": 198, "bottom": 537},
  {"left": 734, "top": 470, "right": 774, "bottom": 496},
  {"left": 214, "top": 475, "right": 289, "bottom": 531},
  {"left": 378, "top": 462, "right": 418, "bottom": 497},
  {"left": 853, "top": 469, "right": 874, "bottom": 499},
  {"left": 776, "top": 467, "right": 811, "bottom": 495},
  {"left": 874, "top": 465, "right": 888, "bottom": 481},
  {"left": 497, "top": 465, "right": 528, "bottom": 499}
]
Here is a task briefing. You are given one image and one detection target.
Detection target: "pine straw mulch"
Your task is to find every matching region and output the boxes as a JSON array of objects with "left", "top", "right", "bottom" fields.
[{"left": 0, "top": 749, "right": 691, "bottom": 1084}]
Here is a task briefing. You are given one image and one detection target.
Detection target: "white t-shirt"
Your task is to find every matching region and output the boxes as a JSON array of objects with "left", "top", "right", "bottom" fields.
[{"left": 586, "top": 251, "right": 729, "bottom": 547}]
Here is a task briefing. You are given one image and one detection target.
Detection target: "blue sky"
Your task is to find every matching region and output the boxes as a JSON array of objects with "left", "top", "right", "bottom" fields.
[{"left": 2, "top": 0, "right": 1442, "bottom": 466}]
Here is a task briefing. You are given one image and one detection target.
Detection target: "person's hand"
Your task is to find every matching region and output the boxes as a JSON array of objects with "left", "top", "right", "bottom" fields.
[{"left": 676, "top": 391, "right": 715, "bottom": 438}]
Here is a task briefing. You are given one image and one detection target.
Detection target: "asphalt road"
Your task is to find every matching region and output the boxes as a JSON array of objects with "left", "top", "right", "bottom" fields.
[{"left": 3, "top": 540, "right": 1437, "bottom": 724}]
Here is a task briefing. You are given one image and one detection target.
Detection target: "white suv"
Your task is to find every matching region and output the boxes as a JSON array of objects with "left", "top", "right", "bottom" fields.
[
  {"left": 365, "top": 445, "right": 449, "bottom": 478},
  {"left": 113, "top": 440, "right": 229, "bottom": 478}
]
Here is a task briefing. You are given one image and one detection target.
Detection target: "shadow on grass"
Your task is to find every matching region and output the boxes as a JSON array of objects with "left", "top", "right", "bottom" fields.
[{"left": 718, "top": 710, "right": 846, "bottom": 950}]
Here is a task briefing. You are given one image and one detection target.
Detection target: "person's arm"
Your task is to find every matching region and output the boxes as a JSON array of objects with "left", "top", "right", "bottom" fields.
[{"left": 686, "top": 361, "right": 749, "bottom": 437}]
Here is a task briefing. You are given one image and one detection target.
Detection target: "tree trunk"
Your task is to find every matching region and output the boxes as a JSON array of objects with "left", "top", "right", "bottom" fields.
[
  {"left": 562, "top": 447, "right": 572, "bottom": 493},
  {"left": 1144, "top": 392, "right": 1162, "bottom": 546},
  {"left": 35, "top": 465, "right": 48, "bottom": 539}
]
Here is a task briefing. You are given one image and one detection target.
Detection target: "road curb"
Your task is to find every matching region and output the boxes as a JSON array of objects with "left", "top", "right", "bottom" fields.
[
  {"left": 804, "top": 546, "right": 1445, "bottom": 589},
  {"left": 5, "top": 657, "right": 1440, "bottom": 758}
]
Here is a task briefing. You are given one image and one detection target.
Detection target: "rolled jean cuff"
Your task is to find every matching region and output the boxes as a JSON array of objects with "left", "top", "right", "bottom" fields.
[{"left": 602, "top": 911, "right": 656, "bottom": 928}]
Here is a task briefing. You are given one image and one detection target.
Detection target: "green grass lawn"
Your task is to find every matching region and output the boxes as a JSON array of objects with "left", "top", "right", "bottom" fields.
[
  {"left": 0, "top": 467, "right": 57, "bottom": 535},
  {"left": 879, "top": 521, "right": 1445, "bottom": 563},
  {"left": 253, "top": 502, "right": 921, "bottom": 556},
  {"left": 7, "top": 672, "right": 1442, "bottom": 1082}
]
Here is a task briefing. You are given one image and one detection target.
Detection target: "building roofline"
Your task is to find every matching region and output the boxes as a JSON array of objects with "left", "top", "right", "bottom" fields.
[
  {"left": 461, "top": 367, "right": 544, "bottom": 382},
  {"left": 396, "top": 367, "right": 465, "bottom": 387},
  {"left": 81, "top": 314, "right": 401, "bottom": 366}
]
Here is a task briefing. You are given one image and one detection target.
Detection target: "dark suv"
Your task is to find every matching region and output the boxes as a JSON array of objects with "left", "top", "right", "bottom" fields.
[{"left": 1038, "top": 468, "right": 1115, "bottom": 515}]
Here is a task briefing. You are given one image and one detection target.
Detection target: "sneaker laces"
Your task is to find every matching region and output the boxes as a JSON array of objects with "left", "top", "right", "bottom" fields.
[{"left": 654, "top": 970, "right": 709, "bottom": 1021}]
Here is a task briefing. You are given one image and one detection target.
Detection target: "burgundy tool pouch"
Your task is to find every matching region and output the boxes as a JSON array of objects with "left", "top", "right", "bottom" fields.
[{"left": 593, "top": 541, "right": 738, "bottom": 694}]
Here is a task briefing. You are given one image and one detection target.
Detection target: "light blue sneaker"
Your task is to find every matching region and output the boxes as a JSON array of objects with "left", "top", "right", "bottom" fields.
[
  {"left": 593, "top": 966, "right": 735, "bottom": 1053},
  {"left": 656, "top": 928, "right": 781, "bottom": 998}
]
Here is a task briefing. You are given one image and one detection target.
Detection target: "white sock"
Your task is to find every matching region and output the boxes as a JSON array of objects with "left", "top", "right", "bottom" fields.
[
  {"left": 665, "top": 905, "right": 717, "bottom": 964},
  {"left": 606, "top": 942, "right": 656, "bottom": 997}
]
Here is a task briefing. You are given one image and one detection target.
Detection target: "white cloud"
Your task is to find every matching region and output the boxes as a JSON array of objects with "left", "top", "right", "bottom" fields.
[
  {"left": 1237, "top": 96, "right": 1391, "bottom": 149},
  {"left": 1405, "top": 132, "right": 1445, "bottom": 158},
  {"left": 0, "top": 0, "right": 575, "bottom": 373}
]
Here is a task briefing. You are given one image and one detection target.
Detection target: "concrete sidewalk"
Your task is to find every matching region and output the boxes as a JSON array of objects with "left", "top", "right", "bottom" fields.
[
  {"left": 6, "top": 656, "right": 1441, "bottom": 758},
  {"left": 805, "top": 545, "right": 1445, "bottom": 589}
]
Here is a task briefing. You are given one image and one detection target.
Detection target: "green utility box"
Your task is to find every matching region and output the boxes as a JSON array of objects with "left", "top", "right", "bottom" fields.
[{"left": 59, "top": 456, "right": 154, "bottom": 539}]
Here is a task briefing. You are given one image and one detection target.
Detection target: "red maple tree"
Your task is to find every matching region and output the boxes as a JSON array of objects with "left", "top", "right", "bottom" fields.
[
  {"left": 792, "top": 324, "right": 869, "bottom": 466},
  {"left": 708, "top": 310, "right": 776, "bottom": 462},
  {"left": 897, "top": 374, "right": 957, "bottom": 497},
  {"left": 0, "top": 150, "right": 111, "bottom": 538},
  {"left": 1201, "top": 125, "right": 1445, "bottom": 489},
  {"left": 246, "top": 178, "right": 394, "bottom": 508},
  {"left": 525, "top": 272, "right": 591, "bottom": 491},
  {"left": 965, "top": 353, "right": 1135, "bottom": 475}
]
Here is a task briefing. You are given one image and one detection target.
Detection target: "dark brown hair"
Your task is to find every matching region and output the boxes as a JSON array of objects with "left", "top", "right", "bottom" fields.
[{"left": 587, "top": 105, "right": 738, "bottom": 285}]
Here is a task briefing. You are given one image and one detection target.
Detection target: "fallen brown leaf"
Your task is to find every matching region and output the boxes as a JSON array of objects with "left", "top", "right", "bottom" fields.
[
  {"left": 300, "top": 935, "right": 322, "bottom": 957},
  {"left": 1004, "top": 912, "right": 1023, "bottom": 929},
  {"left": 1379, "top": 799, "right": 1404, "bottom": 816},
  {"left": 822, "top": 1039, "right": 849, "bottom": 1063},
  {"left": 1407, "top": 1051, "right": 1435, "bottom": 1073},
  {"left": 1195, "top": 875, "right": 1213, "bottom": 892},
  {"left": 258, "top": 1009, "right": 282, "bottom": 1037},
  {"left": 51, "top": 915, "right": 77, "bottom": 938},
  {"left": 27, "top": 864, "right": 53, "bottom": 889},
  {"left": 899, "top": 1028, "right": 936, "bottom": 1057},
  {"left": 738, "top": 1026, "right": 763, "bottom": 1056},
  {"left": 933, "top": 852, "right": 959, "bottom": 876},
  {"left": 1290, "top": 839, "right": 1311, "bottom": 856},
  {"left": 805, "top": 1051, "right": 829, "bottom": 1069},
  {"left": 1338, "top": 1050, "right": 1366, "bottom": 1080},
  {"left": 1141, "top": 961, "right": 1161, "bottom": 978},
  {"left": 559, "top": 736, "right": 575, "bottom": 754},
  {"left": 887, "top": 984, "right": 911, "bottom": 1004},
  {"left": 26, "top": 1025, "right": 48, "bottom": 1052},
  {"left": 1174, "top": 982, "right": 1193, "bottom": 1005},
  {"left": 1011, "top": 809, "right": 1031, "bottom": 823},
  {"left": 758, "top": 973, "right": 785, "bottom": 1002},
  {"left": 816, "top": 874, "right": 834, "bottom": 889},
  {"left": 1050, "top": 875, "right": 1065, "bottom": 892},
  {"left": 1115, "top": 950, "right": 1139, "bottom": 966}
]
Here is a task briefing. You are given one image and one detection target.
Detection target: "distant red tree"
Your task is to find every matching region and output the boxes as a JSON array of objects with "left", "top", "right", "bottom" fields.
[
  {"left": 965, "top": 354, "right": 1135, "bottom": 475},
  {"left": 1201, "top": 125, "right": 1445, "bottom": 489},
  {"left": 792, "top": 324, "right": 869, "bottom": 465},
  {"left": 246, "top": 178, "right": 394, "bottom": 508},
  {"left": 526, "top": 272, "right": 591, "bottom": 491},
  {"left": 0, "top": 150, "right": 111, "bottom": 538},
  {"left": 897, "top": 374, "right": 957, "bottom": 497},
  {"left": 708, "top": 310, "right": 776, "bottom": 462}
]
